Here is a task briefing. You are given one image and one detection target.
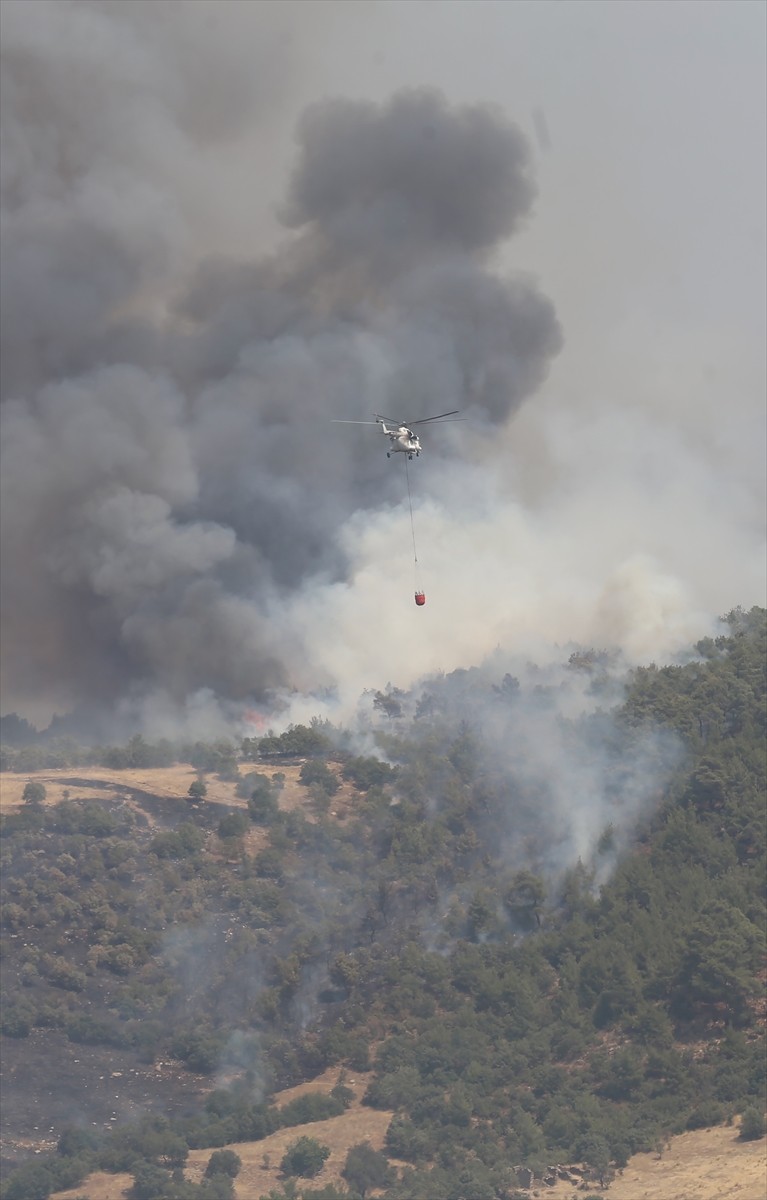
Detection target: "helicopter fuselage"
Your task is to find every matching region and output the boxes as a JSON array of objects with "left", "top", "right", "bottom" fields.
[{"left": 379, "top": 421, "right": 421, "bottom": 458}]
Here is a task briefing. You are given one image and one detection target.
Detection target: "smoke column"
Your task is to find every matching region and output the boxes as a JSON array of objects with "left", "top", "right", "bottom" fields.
[
  {"left": 1, "top": 1, "right": 764, "bottom": 737},
  {"left": 0, "top": 1, "right": 562, "bottom": 731}
]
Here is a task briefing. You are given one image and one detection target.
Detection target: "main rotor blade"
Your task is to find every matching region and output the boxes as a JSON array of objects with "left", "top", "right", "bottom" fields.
[
  {"left": 331, "top": 420, "right": 383, "bottom": 425},
  {"left": 405, "top": 409, "right": 461, "bottom": 426}
]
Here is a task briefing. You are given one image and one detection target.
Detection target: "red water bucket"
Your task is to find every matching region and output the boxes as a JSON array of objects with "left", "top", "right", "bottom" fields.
[{"left": 414, "top": 591, "right": 426, "bottom": 606}]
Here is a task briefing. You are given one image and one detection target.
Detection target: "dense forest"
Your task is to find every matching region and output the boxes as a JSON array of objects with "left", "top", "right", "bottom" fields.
[{"left": 1, "top": 608, "right": 765, "bottom": 1200}]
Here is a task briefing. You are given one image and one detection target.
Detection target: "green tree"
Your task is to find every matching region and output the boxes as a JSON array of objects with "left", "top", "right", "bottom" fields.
[
  {"left": 188, "top": 779, "right": 208, "bottom": 802},
  {"left": 575, "top": 1133, "right": 612, "bottom": 1186},
  {"left": 130, "top": 1161, "right": 171, "bottom": 1199},
  {"left": 373, "top": 689, "right": 404, "bottom": 720},
  {"left": 299, "top": 760, "right": 339, "bottom": 795},
  {"left": 236, "top": 770, "right": 272, "bottom": 799},
  {"left": 247, "top": 776, "right": 280, "bottom": 824},
  {"left": 739, "top": 1107, "right": 766, "bottom": 1141},
  {"left": 205, "top": 1149, "right": 242, "bottom": 1178},
  {"left": 672, "top": 900, "right": 763, "bottom": 1021},
  {"left": 57, "top": 1126, "right": 100, "bottom": 1157},
  {"left": 280, "top": 1136, "right": 331, "bottom": 1178},
  {"left": 1, "top": 1006, "right": 32, "bottom": 1037},
  {"left": 150, "top": 822, "right": 205, "bottom": 859},
  {"left": 217, "top": 811, "right": 249, "bottom": 839},
  {"left": 504, "top": 870, "right": 546, "bottom": 930},
  {"left": 342, "top": 1142, "right": 394, "bottom": 1197},
  {"left": 257, "top": 723, "right": 332, "bottom": 758},
  {"left": 22, "top": 780, "right": 46, "bottom": 807},
  {"left": 341, "top": 756, "right": 394, "bottom": 791},
  {"left": 2, "top": 1159, "right": 55, "bottom": 1200}
]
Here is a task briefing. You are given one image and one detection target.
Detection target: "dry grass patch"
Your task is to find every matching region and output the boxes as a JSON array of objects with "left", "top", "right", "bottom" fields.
[
  {"left": 186, "top": 1105, "right": 393, "bottom": 1198},
  {"left": 48, "top": 1116, "right": 767, "bottom": 1200},
  {"left": 270, "top": 763, "right": 318, "bottom": 814},
  {"left": 541, "top": 1120, "right": 767, "bottom": 1200},
  {"left": 183, "top": 1075, "right": 393, "bottom": 1200},
  {"left": 184, "top": 1068, "right": 391, "bottom": 1198},
  {"left": 603, "top": 1120, "right": 767, "bottom": 1200},
  {"left": 50, "top": 1170, "right": 132, "bottom": 1200},
  {"left": 0, "top": 761, "right": 363, "bottom": 827},
  {"left": 0, "top": 765, "right": 242, "bottom": 811},
  {"left": 273, "top": 1066, "right": 372, "bottom": 1109}
]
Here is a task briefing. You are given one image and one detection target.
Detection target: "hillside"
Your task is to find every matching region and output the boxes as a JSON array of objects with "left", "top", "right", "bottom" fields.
[
  {"left": 48, "top": 1119, "right": 767, "bottom": 1200},
  {"left": 0, "top": 766, "right": 244, "bottom": 812},
  {"left": 1, "top": 607, "right": 765, "bottom": 1200}
]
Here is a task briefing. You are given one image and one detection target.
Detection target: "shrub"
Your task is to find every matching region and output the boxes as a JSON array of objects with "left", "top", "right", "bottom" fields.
[
  {"left": 218, "top": 811, "right": 249, "bottom": 839},
  {"left": 205, "top": 1149, "right": 242, "bottom": 1178},
  {"left": 258, "top": 724, "right": 332, "bottom": 758},
  {"left": 1, "top": 1007, "right": 32, "bottom": 1037},
  {"left": 342, "top": 1142, "right": 394, "bottom": 1197},
  {"left": 299, "top": 760, "right": 339, "bottom": 795},
  {"left": 686, "top": 1101, "right": 726, "bottom": 1130},
  {"left": 279, "top": 1093, "right": 345, "bottom": 1127},
  {"left": 341, "top": 756, "right": 394, "bottom": 791},
  {"left": 2, "top": 1160, "right": 55, "bottom": 1200},
  {"left": 150, "top": 823, "right": 205, "bottom": 858},
  {"left": 280, "top": 1136, "right": 331, "bottom": 1178},
  {"left": 22, "top": 780, "right": 46, "bottom": 806},
  {"left": 248, "top": 789, "right": 279, "bottom": 824},
  {"left": 43, "top": 954, "right": 87, "bottom": 992},
  {"left": 739, "top": 1107, "right": 766, "bottom": 1141}
]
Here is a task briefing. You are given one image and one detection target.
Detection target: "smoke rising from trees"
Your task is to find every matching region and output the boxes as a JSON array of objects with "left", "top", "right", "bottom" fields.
[
  {"left": 1, "top": 0, "right": 764, "bottom": 735},
  {"left": 0, "top": 2, "right": 563, "bottom": 729}
]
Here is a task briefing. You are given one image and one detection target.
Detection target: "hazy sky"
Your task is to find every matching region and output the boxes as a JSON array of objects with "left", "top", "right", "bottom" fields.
[
  {"left": 1, "top": 0, "right": 764, "bottom": 731},
  {"left": 204, "top": 1, "right": 766, "bottom": 351}
]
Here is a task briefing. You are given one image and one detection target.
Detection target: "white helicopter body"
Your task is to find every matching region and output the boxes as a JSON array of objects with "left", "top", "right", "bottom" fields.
[{"left": 377, "top": 418, "right": 422, "bottom": 458}]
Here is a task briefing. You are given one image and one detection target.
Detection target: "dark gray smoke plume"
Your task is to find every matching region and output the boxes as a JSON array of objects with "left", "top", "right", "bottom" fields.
[{"left": 0, "top": 2, "right": 562, "bottom": 729}]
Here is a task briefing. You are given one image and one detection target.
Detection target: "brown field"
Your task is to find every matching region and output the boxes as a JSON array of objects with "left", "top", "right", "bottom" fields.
[
  {"left": 0, "top": 765, "right": 243, "bottom": 811},
  {"left": 0, "top": 760, "right": 359, "bottom": 822},
  {"left": 48, "top": 1068, "right": 394, "bottom": 1200},
  {"left": 49, "top": 1116, "right": 767, "bottom": 1200},
  {"left": 602, "top": 1121, "right": 766, "bottom": 1200},
  {"left": 540, "top": 1119, "right": 767, "bottom": 1200},
  {"left": 184, "top": 1071, "right": 394, "bottom": 1199},
  {"left": 50, "top": 1172, "right": 134, "bottom": 1200}
]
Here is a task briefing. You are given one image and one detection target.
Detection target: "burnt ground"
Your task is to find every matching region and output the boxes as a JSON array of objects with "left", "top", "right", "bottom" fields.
[
  {"left": 0, "top": 787, "right": 233, "bottom": 1171},
  {"left": 0, "top": 763, "right": 356, "bottom": 1173},
  {"left": 1, "top": 1029, "right": 210, "bottom": 1166},
  {"left": 42, "top": 779, "right": 237, "bottom": 831}
]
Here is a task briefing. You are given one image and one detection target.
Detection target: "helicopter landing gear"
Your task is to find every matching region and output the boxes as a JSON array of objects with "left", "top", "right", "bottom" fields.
[{"left": 408, "top": 453, "right": 413, "bottom": 460}]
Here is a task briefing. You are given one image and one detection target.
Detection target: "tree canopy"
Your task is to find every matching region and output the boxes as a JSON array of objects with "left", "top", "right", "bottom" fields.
[{"left": 1, "top": 607, "right": 765, "bottom": 1199}]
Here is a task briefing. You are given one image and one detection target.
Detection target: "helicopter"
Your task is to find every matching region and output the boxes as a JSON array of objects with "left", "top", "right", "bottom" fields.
[{"left": 332, "top": 410, "right": 463, "bottom": 459}]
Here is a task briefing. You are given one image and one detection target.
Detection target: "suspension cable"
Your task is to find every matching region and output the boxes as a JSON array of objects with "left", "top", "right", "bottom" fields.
[{"left": 404, "top": 455, "right": 418, "bottom": 566}]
